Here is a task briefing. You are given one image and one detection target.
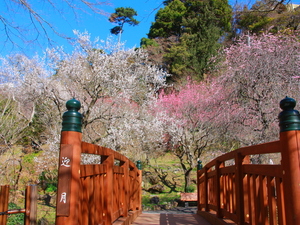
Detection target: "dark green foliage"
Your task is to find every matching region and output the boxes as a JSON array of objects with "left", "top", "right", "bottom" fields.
[
  {"left": 110, "top": 26, "right": 122, "bottom": 35},
  {"left": 142, "top": 0, "right": 232, "bottom": 81},
  {"left": 109, "top": 7, "right": 139, "bottom": 35},
  {"left": 140, "top": 38, "right": 159, "bottom": 48},
  {"left": 20, "top": 115, "right": 45, "bottom": 146},
  {"left": 17, "top": 100, "right": 48, "bottom": 147},
  {"left": 0, "top": 96, "right": 32, "bottom": 146},
  {"left": 185, "top": 185, "right": 196, "bottom": 193},
  {"left": 0, "top": 97, "right": 19, "bottom": 143},
  {"left": 148, "top": 0, "right": 186, "bottom": 38}
]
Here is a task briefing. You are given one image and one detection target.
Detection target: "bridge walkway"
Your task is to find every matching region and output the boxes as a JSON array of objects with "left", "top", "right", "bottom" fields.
[{"left": 132, "top": 213, "right": 212, "bottom": 225}]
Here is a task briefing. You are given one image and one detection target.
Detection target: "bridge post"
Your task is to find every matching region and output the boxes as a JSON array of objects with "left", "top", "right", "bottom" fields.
[
  {"left": 136, "top": 160, "right": 142, "bottom": 211},
  {"left": 278, "top": 96, "right": 300, "bottom": 225},
  {"left": 55, "top": 99, "right": 83, "bottom": 225}
]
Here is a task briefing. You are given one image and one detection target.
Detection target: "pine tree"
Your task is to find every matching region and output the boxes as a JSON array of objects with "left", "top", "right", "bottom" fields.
[{"left": 109, "top": 7, "right": 139, "bottom": 44}]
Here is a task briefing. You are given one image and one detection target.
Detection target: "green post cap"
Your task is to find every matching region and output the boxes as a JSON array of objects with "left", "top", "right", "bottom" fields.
[
  {"left": 136, "top": 160, "right": 142, "bottom": 170},
  {"left": 197, "top": 160, "right": 203, "bottom": 170},
  {"left": 62, "top": 99, "right": 83, "bottom": 132},
  {"left": 278, "top": 97, "right": 300, "bottom": 132}
]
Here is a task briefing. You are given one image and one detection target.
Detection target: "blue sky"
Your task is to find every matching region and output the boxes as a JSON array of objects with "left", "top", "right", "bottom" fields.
[
  {"left": 45, "top": 0, "right": 164, "bottom": 51},
  {"left": 1, "top": 0, "right": 300, "bottom": 57},
  {"left": 0, "top": 0, "right": 164, "bottom": 56}
]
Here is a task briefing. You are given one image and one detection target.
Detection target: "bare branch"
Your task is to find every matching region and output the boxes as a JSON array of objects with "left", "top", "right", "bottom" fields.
[{"left": 0, "top": 0, "right": 111, "bottom": 52}]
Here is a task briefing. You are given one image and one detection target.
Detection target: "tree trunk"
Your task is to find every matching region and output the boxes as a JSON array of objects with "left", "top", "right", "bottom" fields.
[{"left": 184, "top": 168, "right": 193, "bottom": 192}]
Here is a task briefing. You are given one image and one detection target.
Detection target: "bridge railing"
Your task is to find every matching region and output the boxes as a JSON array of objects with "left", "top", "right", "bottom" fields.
[
  {"left": 0, "top": 185, "right": 37, "bottom": 225},
  {"left": 55, "top": 99, "right": 142, "bottom": 225},
  {"left": 197, "top": 97, "right": 300, "bottom": 225}
]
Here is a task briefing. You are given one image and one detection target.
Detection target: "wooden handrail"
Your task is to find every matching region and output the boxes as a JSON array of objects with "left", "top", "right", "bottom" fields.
[
  {"left": 55, "top": 135, "right": 142, "bottom": 225},
  {"left": 197, "top": 141, "right": 286, "bottom": 225},
  {"left": 197, "top": 97, "right": 300, "bottom": 225}
]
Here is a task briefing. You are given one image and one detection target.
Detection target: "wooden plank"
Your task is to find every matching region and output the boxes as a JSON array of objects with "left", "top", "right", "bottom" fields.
[
  {"left": 267, "top": 176, "right": 277, "bottom": 225},
  {"left": 247, "top": 174, "right": 252, "bottom": 224},
  {"left": 103, "top": 154, "right": 114, "bottom": 224},
  {"left": 93, "top": 173, "right": 100, "bottom": 224},
  {"left": 121, "top": 160, "right": 129, "bottom": 217},
  {"left": 243, "top": 174, "right": 250, "bottom": 224},
  {"left": 229, "top": 173, "right": 234, "bottom": 213},
  {"left": 238, "top": 141, "right": 281, "bottom": 155},
  {"left": 263, "top": 176, "right": 269, "bottom": 225},
  {"left": 254, "top": 175, "right": 259, "bottom": 225},
  {"left": 132, "top": 213, "right": 212, "bottom": 225},
  {"left": 81, "top": 176, "right": 89, "bottom": 225},
  {"left": 81, "top": 142, "right": 113, "bottom": 156},
  {"left": 89, "top": 173, "right": 95, "bottom": 225},
  {"left": 219, "top": 166, "right": 235, "bottom": 175},
  {"left": 220, "top": 208, "right": 238, "bottom": 223},
  {"left": 224, "top": 174, "right": 228, "bottom": 212},
  {"left": 113, "top": 165, "right": 124, "bottom": 174},
  {"left": 249, "top": 174, "right": 255, "bottom": 225},
  {"left": 25, "top": 185, "right": 37, "bottom": 225},
  {"left": 215, "top": 161, "right": 222, "bottom": 218},
  {"left": 80, "top": 164, "right": 106, "bottom": 177},
  {"left": 81, "top": 142, "right": 98, "bottom": 154},
  {"left": 276, "top": 177, "right": 285, "bottom": 225},
  {"left": 207, "top": 170, "right": 217, "bottom": 179},
  {"left": 235, "top": 153, "right": 244, "bottom": 225},
  {"left": 243, "top": 164, "right": 282, "bottom": 177},
  {"left": 204, "top": 141, "right": 280, "bottom": 171},
  {"left": 219, "top": 174, "right": 224, "bottom": 218}
]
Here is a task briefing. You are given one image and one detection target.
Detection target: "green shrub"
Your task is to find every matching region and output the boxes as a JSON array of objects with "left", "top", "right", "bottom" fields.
[
  {"left": 39, "top": 170, "right": 57, "bottom": 193},
  {"left": 185, "top": 185, "right": 196, "bottom": 193},
  {"left": 45, "top": 183, "right": 57, "bottom": 193},
  {"left": 23, "top": 152, "right": 39, "bottom": 164}
]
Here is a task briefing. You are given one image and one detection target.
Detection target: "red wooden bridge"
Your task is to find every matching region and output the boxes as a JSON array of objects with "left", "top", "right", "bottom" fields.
[{"left": 1, "top": 97, "right": 300, "bottom": 225}]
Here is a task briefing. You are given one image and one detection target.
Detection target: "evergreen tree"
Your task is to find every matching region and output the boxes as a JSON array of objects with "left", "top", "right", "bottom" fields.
[
  {"left": 141, "top": 0, "right": 232, "bottom": 81},
  {"left": 148, "top": 0, "right": 187, "bottom": 38},
  {"left": 109, "top": 7, "right": 139, "bottom": 43}
]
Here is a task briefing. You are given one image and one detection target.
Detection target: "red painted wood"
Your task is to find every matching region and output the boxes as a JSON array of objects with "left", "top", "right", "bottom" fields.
[
  {"left": 280, "top": 130, "right": 300, "bottom": 225},
  {"left": 0, "top": 185, "right": 9, "bottom": 225},
  {"left": 197, "top": 134, "right": 299, "bottom": 225},
  {"left": 25, "top": 185, "right": 37, "bottom": 225},
  {"left": 235, "top": 153, "right": 244, "bottom": 225},
  {"left": 56, "top": 131, "right": 142, "bottom": 225}
]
